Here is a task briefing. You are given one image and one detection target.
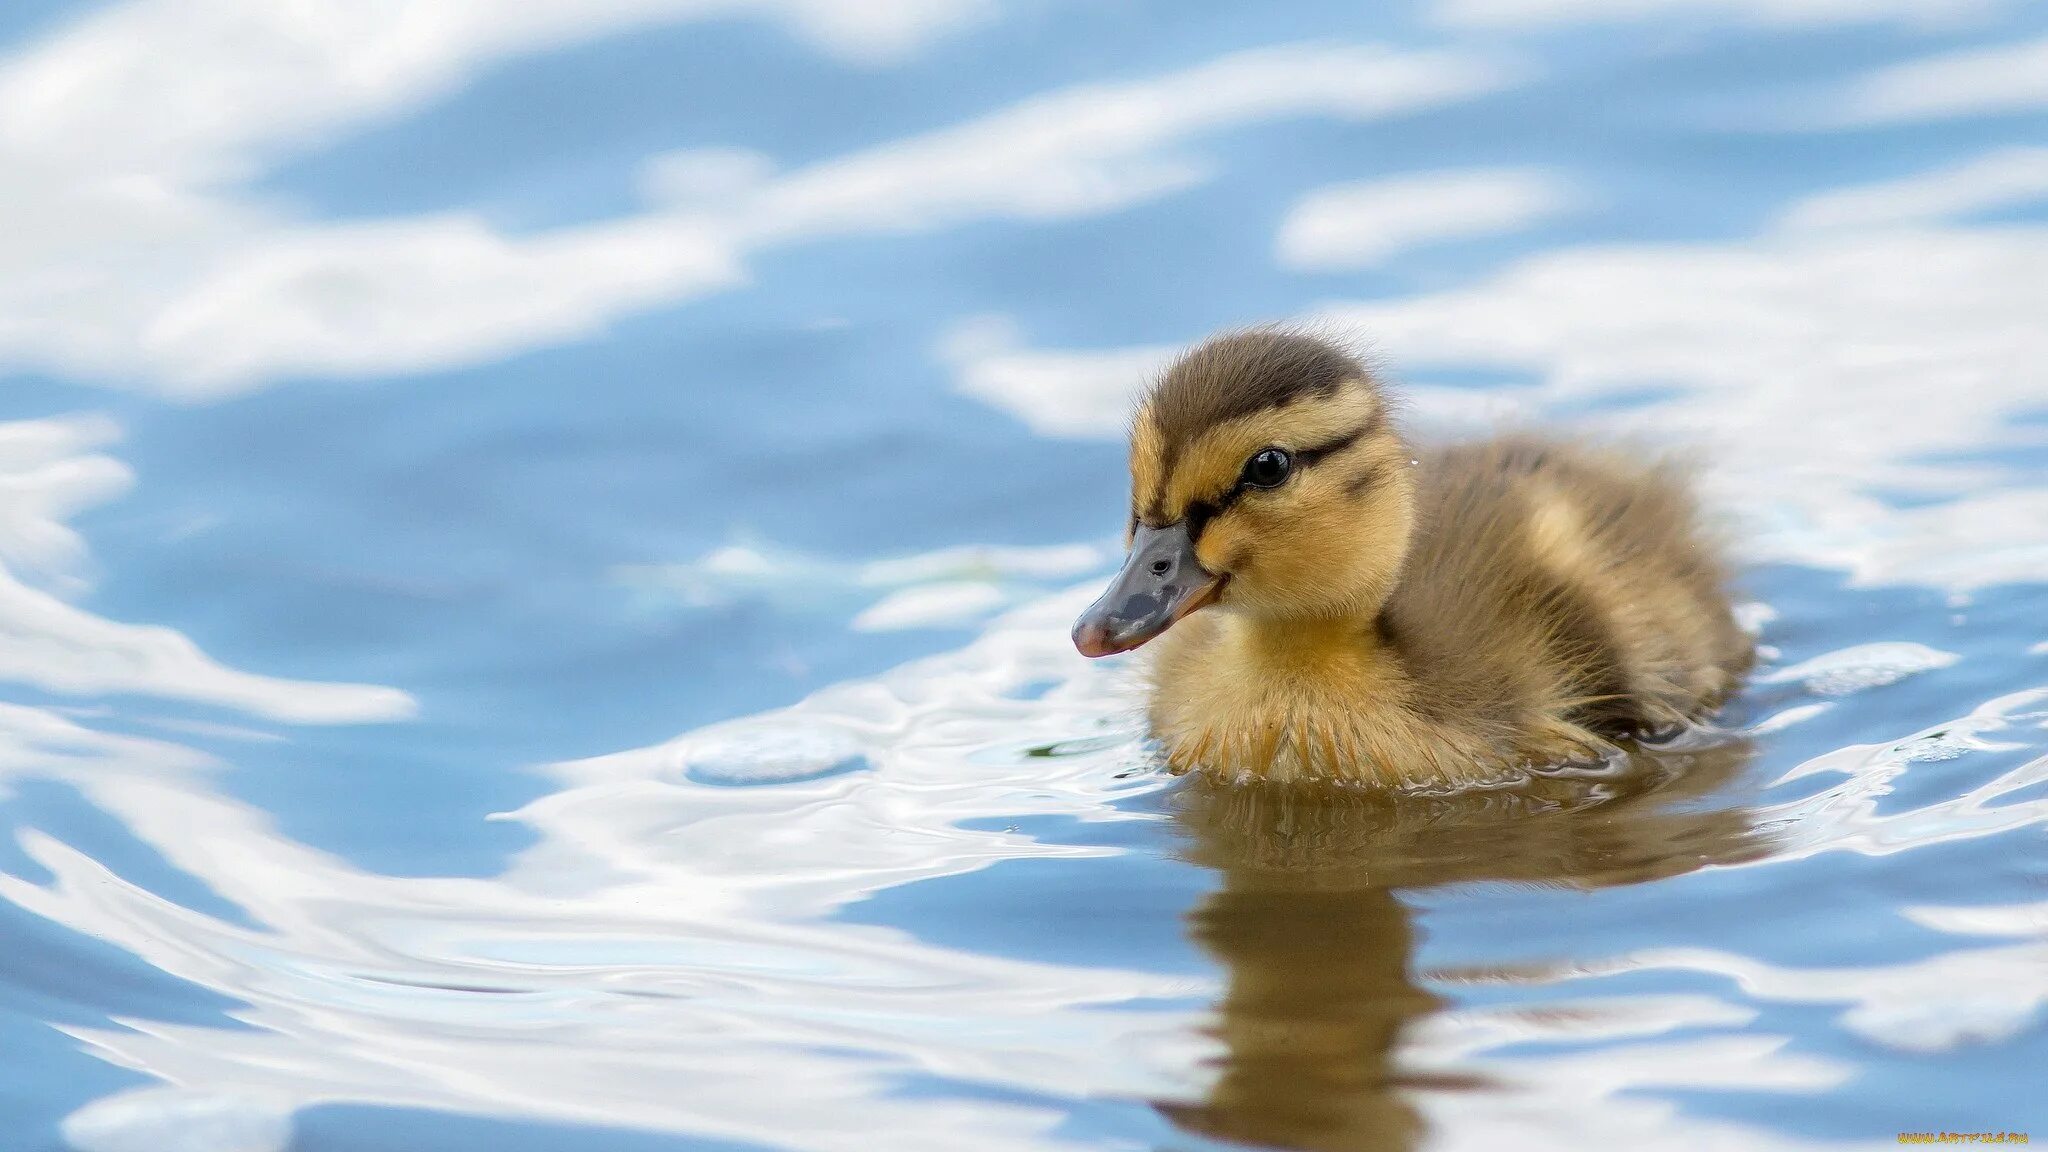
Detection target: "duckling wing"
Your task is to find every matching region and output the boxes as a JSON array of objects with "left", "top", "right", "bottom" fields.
[{"left": 1386, "top": 435, "right": 1752, "bottom": 742}]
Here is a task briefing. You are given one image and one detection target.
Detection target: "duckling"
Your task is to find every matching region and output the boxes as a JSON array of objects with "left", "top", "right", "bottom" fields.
[{"left": 1072, "top": 329, "right": 1753, "bottom": 786}]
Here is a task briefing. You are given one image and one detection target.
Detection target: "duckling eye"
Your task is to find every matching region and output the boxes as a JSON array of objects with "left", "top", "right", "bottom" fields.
[{"left": 1241, "top": 447, "right": 1292, "bottom": 489}]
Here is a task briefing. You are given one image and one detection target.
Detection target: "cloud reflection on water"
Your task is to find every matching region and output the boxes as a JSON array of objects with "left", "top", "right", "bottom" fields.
[
  {"left": 0, "top": 20, "right": 1509, "bottom": 395},
  {"left": 0, "top": 0, "right": 2042, "bottom": 1148},
  {"left": 0, "top": 417, "right": 412, "bottom": 723}
]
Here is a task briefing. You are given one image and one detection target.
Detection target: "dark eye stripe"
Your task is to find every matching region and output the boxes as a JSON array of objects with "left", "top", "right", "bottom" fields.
[
  {"left": 1344, "top": 460, "right": 1391, "bottom": 498},
  {"left": 1178, "top": 419, "right": 1381, "bottom": 541},
  {"left": 1291, "top": 419, "right": 1376, "bottom": 468},
  {"left": 1139, "top": 415, "right": 1385, "bottom": 539}
]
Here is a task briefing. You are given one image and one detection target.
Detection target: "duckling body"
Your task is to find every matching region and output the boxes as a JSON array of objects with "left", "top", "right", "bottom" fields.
[
  {"left": 1146, "top": 434, "right": 1750, "bottom": 784},
  {"left": 1073, "top": 331, "right": 1751, "bottom": 786}
]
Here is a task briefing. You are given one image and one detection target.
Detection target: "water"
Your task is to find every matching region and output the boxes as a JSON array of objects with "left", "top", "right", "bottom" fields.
[{"left": 3, "top": 2, "right": 2047, "bottom": 1149}]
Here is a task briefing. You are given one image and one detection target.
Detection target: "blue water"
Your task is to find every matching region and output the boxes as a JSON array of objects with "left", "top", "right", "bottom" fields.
[{"left": 3, "top": 2, "right": 2047, "bottom": 1149}]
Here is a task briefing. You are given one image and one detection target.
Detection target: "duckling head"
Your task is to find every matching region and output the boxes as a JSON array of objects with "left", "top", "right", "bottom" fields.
[{"left": 1074, "top": 329, "right": 1415, "bottom": 657}]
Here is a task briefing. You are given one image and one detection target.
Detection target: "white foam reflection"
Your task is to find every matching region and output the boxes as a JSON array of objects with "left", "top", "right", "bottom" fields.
[
  {"left": 1758, "top": 642, "right": 1961, "bottom": 697},
  {"left": 1546, "top": 933, "right": 2048, "bottom": 1056},
  {"left": 615, "top": 539, "right": 1108, "bottom": 631},
  {"left": 852, "top": 581, "right": 1009, "bottom": 631},
  {"left": 1759, "top": 688, "right": 2048, "bottom": 855},
  {"left": 0, "top": 417, "right": 412, "bottom": 724},
  {"left": 0, "top": 414, "right": 128, "bottom": 593},
  {"left": 0, "top": 0, "right": 991, "bottom": 190},
  {"left": 61, "top": 1087, "right": 292, "bottom": 1152},
  {"left": 1434, "top": 0, "right": 2001, "bottom": 29},
  {"left": 1416, "top": 1038, "right": 1849, "bottom": 1152},
  {"left": 0, "top": 16, "right": 1511, "bottom": 395},
  {"left": 1832, "top": 32, "right": 2048, "bottom": 125},
  {"left": 1774, "top": 146, "right": 2048, "bottom": 232},
  {"left": 1277, "top": 167, "right": 1578, "bottom": 271},
  {"left": 939, "top": 316, "right": 1175, "bottom": 440}
]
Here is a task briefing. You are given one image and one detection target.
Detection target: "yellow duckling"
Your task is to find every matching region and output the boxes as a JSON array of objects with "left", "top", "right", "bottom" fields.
[{"left": 1073, "top": 329, "right": 1753, "bottom": 786}]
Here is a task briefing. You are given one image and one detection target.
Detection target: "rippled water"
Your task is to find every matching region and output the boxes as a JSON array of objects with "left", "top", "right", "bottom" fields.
[{"left": 4, "top": 2, "right": 2048, "bottom": 1150}]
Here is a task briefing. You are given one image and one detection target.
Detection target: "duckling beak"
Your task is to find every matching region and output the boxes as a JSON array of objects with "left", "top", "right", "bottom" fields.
[{"left": 1073, "top": 522, "right": 1224, "bottom": 657}]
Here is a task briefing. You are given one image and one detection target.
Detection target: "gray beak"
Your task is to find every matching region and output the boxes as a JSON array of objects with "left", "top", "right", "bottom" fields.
[{"left": 1072, "top": 522, "right": 1224, "bottom": 658}]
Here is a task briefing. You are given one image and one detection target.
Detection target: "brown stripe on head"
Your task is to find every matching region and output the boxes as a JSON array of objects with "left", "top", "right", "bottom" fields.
[
  {"left": 1150, "top": 329, "right": 1367, "bottom": 473},
  {"left": 1131, "top": 329, "right": 1389, "bottom": 526}
]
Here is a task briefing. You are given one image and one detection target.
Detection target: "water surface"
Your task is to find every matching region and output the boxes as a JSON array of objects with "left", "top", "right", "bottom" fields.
[{"left": 2, "top": 2, "right": 2046, "bottom": 1149}]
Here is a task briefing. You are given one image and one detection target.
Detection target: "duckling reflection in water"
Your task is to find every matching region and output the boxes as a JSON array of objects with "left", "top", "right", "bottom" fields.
[
  {"left": 1159, "top": 740, "right": 1766, "bottom": 1152},
  {"left": 1074, "top": 329, "right": 1753, "bottom": 786}
]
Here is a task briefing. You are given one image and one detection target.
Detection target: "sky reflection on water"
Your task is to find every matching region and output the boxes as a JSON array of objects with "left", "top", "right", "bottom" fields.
[{"left": 0, "top": 1, "right": 2045, "bottom": 1150}]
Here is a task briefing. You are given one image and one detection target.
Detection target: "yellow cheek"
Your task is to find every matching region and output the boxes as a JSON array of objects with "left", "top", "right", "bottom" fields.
[
  {"left": 1247, "top": 512, "right": 1319, "bottom": 594},
  {"left": 1195, "top": 502, "right": 1305, "bottom": 587},
  {"left": 1216, "top": 484, "right": 1363, "bottom": 602},
  {"left": 1195, "top": 515, "right": 1248, "bottom": 574}
]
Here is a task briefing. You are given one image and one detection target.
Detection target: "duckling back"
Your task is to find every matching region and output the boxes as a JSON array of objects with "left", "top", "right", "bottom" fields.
[{"left": 1385, "top": 434, "right": 1752, "bottom": 750}]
